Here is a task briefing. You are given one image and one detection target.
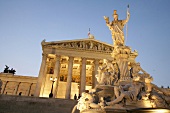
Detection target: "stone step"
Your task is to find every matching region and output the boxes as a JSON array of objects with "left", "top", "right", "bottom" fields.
[{"left": 0, "top": 95, "right": 79, "bottom": 113}]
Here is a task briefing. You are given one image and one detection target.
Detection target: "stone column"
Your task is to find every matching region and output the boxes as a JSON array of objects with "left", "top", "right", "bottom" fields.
[
  {"left": 53, "top": 55, "right": 61, "bottom": 98},
  {"left": 26, "top": 83, "right": 33, "bottom": 96},
  {"left": 34, "top": 53, "right": 48, "bottom": 97},
  {"left": 13, "top": 82, "right": 21, "bottom": 95},
  {"left": 92, "top": 59, "right": 99, "bottom": 88},
  {"left": 80, "top": 57, "right": 86, "bottom": 94},
  {"left": 1, "top": 81, "right": 8, "bottom": 94},
  {"left": 65, "top": 56, "right": 74, "bottom": 99}
]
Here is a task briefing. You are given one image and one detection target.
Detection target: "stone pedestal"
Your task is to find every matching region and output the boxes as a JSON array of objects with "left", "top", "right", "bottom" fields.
[
  {"left": 95, "top": 85, "right": 115, "bottom": 101},
  {"left": 111, "top": 46, "right": 132, "bottom": 83}
]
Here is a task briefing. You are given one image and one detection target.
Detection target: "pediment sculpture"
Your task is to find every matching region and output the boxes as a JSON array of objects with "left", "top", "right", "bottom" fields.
[{"left": 42, "top": 39, "right": 114, "bottom": 53}]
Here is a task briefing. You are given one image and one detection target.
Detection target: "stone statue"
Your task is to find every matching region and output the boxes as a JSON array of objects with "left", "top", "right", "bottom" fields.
[
  {"left": 98, "top": 97, "right": 105, "bottom": 109},
  {"left": 41, "top": 39, "right": 46, "bottom": 46},
  {"left": 104, "top": 8, "right": 130, "bottom": 47},
  {"left": 96, "top": 59, "right": 118, "bottom": 85},
  {"left": 131, "top": 62, "right": 150, "bottom": 82},
  {"left": 106, "top": 76, "right": 144, "bottom": 106},
  {"left": 144, "top": 77, "right": 170, "bottom": 108},
  {"left": 72, "top": 7, "right": 170, "bottom": 113},
  {"left": 76, "top": 92, "right": 101, "bottom": 112}
]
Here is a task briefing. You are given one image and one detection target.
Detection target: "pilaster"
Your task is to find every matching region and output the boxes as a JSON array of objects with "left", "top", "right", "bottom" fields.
[
  {"left": 13, "top": 82, "right": 21, "bottom": 95},
  {"left": 1, "top": 81, "right": 8, "bottom": 94},
  {"left": 26, "top": 83, "right": 33, "bottom": 96}
]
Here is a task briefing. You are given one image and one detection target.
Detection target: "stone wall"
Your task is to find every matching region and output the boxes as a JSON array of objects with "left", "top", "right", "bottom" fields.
[
  {"left": 0, "top": 73, "right": 37, "bottom": 96},
  {"left": 0, "top": 73, "right": 92, "bottom": 99},
  {"left": 0, "top": 95, "right": 79, "bottom": 113}
]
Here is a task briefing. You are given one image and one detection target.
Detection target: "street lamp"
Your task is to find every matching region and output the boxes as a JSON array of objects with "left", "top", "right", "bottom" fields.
[{"left": 49, "top": 77, "right": 57, "bottom": 98}]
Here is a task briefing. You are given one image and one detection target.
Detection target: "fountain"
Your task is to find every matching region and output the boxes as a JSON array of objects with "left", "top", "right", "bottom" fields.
[{"left": 72, "top": 6, "right": 170, "bottom": 113}]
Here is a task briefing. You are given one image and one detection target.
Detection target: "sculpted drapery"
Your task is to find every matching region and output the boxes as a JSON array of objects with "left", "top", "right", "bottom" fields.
[{"left": 104, "top": 10, "right": 130, "bottom": 46}]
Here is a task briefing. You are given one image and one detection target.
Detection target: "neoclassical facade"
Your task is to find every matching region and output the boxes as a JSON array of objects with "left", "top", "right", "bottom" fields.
[
  {"left": 34, "top": 36, "right": 114, "bottom": 99},
  {"left": 0, "top": 36, "right": 116, "bottom": 99},
  {"left": 0, "top": 73, "right": 37, "bottom": 96}
]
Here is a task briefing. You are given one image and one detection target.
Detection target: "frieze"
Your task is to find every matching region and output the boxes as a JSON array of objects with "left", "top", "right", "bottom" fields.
[{"left": 42, "top": 39, "right": 114, "bottom": 54}]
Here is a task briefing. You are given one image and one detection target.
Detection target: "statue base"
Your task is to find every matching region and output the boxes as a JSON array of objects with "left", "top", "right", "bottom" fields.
[
  {"left": 95, "top": 85, "right": 115, "bottom": 102},
  {"left": 81, "top": 108, "right": 170, "bottom": 113}
]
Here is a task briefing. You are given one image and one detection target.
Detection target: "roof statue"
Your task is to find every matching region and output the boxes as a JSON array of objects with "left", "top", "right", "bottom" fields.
[{"left": 72, "top": 5, "right": 170, "bottom": 113}]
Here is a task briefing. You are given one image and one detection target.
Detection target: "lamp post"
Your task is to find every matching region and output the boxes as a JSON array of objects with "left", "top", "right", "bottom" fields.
[{"left": 49, "top": 77, "right": 57, "bottom": 98}]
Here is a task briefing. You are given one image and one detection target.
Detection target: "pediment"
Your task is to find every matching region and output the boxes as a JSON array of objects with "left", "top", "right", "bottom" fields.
[{"left": 41, "top": 38, "right": 114, "bottom": 53}]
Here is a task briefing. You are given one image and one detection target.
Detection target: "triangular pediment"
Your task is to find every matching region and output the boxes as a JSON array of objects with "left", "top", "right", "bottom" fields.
[{"left": 41, "top": 38, "right": 114, "bottom": 53}]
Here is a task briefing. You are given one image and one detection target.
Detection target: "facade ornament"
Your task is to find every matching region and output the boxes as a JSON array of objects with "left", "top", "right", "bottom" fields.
[
  {"left": 41, "top": 39, "right": 46, "bottom": 46},
  {"left": 88, "top": 34, "right": 95, "bottom": 39},
  {"left": 41, "top": 39, "right": 113, "bottom": 54}
]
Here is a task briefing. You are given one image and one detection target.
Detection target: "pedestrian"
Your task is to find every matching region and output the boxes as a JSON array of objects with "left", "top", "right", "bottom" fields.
[{"left": 74, "top": 94, "right": 77, "bottom": 100}]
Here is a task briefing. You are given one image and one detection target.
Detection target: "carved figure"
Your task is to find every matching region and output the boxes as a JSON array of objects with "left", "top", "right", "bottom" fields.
[
  {"left": 106, "top": 76, "right": 144, "bottom": 106},
  {"left": 98, "top": 44, "right": 102, "bottom": 50},
  {"left": 76, "top": 92, "right": 101, "bottom": 112},
  {"left": 144, "top": 77, "right": 170, "bottom": 108},
  {"left": 41, "top": 39, "right": 46, "bottom": 46},
  {"left": 3, "top": 65, "right": 16, "bottom": 74},
  {"left": 131, "top": 62, "right": 150, "bottom": 82},
  {"left": 98, "top": 97, "right": 105, "bottom": 109},
  {"left": 104, "top": 9, "right": 130, "bottom": 46},
  {"left": 89, "top": 41, "right": 94, "bottom": 49},
  {"left": 96, "top": 59, "right": 117, "bottom": 85},
  {"left": 4, "top": 65, "right": 9, "bottom": 73},
  {"left": 9, "top": 68, "right": 16, "bottom": 74}
]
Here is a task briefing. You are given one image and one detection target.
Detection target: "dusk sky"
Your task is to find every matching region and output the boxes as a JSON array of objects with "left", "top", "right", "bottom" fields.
[{"left": 0, "top": 0, "right": 170, "bottom": 87}]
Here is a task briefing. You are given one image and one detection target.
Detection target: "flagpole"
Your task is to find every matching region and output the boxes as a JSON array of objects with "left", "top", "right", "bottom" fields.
[{"left": 88, "top": 28, "right": 90, "bottom": 37}]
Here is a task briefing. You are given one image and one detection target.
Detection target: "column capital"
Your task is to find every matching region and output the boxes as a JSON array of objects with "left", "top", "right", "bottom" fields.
[
  {"left": 68, "top": 56, "right": 74, "bottom": 61},
  {"left": 81, "top": 57, "right": 86, "bottom": 60},
  {"left": 55, "top": 55, "right": 61, "bottom": 61}
]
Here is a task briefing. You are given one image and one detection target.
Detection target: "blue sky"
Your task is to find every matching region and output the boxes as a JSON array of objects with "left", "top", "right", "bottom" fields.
[{"left": 0, "top": 0, "right": 170, "bottom": 87}]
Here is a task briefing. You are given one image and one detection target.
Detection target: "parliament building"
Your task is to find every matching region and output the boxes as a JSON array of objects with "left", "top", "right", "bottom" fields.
[{"left": 0, "top": 35, "right": 115, "bottom": 99}]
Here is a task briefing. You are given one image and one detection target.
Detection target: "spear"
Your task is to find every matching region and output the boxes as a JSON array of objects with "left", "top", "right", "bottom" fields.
[{"left": 125, "top": 4, "right": 130, "bottom": 45}]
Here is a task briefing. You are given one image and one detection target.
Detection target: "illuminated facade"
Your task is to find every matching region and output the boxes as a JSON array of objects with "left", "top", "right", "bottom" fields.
[
  {"left": 34, "top": 37, "right": 114, "bottom": 99},
  {"left": 0, "top": 36, "right": 115, "bottom": 99}
]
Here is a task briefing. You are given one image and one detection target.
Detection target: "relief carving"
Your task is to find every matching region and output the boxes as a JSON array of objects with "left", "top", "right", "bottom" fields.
[{"left": 43, "top": 40, "right": 113, "bottom": 53}]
